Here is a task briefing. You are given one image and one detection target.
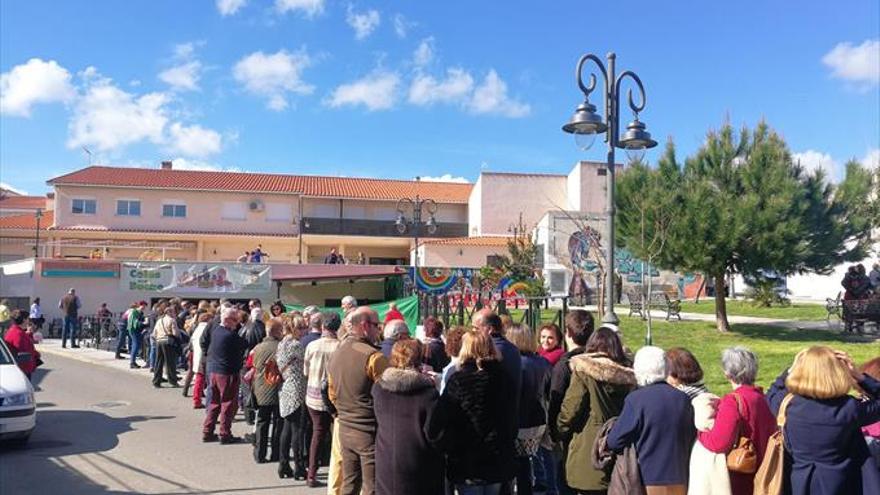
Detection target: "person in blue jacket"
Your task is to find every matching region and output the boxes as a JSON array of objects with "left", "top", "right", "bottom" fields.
[
  {"left": 606, "top": 346, "right": 695, "bottom": 495},
  {"left": 766, "top": 346, "right": 880, "bottom": 495}
]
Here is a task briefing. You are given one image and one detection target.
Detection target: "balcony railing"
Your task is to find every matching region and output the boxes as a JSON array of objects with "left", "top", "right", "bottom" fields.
[{"left": 301, "top": 217, "right": 468, "bottom": 238}]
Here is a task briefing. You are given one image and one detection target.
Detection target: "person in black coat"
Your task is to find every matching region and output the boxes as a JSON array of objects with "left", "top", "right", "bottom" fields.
[
  {"left": 372, "top": 339, "right": 443, "bottom": 495},
  {"left": 766, "top": 346, "right": 880, "bottom": 495},
  {"left": 423, "top": 317, "right": 450, "bottom": 373},
  {"left": 606, "top": 346, "right": 695, "bottom": 494},
  {"left": 426, "top": 331, "right": 515, "bottom": 494}
]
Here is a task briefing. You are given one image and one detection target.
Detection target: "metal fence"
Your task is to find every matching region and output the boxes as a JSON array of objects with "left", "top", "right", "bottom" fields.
[{"left": 418, "top": 291, "right": 570, "bottom": 331}]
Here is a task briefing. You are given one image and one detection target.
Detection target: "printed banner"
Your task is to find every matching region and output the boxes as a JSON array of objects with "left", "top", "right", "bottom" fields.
[
  {"left": 121, "top": 262, "right": 272, "bottom": 293},
  {"left": 121, "top": 262, "right": 174, "bottom": 291},
  {"left": 171, "top": 263, "right": 271, "bottom": 293}
]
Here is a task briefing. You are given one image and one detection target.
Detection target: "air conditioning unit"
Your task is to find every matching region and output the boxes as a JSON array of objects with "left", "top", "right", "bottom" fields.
[{"left": 248, "top": 199, "right": 264, "bottom": 212}]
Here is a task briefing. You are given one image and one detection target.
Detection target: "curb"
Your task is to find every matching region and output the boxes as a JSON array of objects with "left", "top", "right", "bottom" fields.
[{"left": 37, "top": 340, "right": 154, "bottom": 378}]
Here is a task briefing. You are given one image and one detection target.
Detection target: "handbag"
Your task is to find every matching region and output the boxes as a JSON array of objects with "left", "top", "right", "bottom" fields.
[
  {"left": 753, "top": 394, "right": 794, "bottom": 495},
  {"left": 727, "top": 393, "right": 758, "bottom": 474},
  {"left": 263, "top": 358, "right": 283, "bottom": 387}
]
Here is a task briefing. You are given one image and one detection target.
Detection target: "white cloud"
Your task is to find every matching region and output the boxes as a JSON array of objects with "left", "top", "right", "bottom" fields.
[
  {"left": 392, "top": 13, "right": 416, "bottom": 39},
  {"left": 326, "top": 71, "right": 399, "bottom": 111},
  {"left": 413, "top": 37, "right": 434, "bottom": 67},
  {"left": 467, "top": 70, "right": 530, "bottom": 118},
  {"left": 862, "top": 148, "right": 879, "bottom": 169},
  {"left": 159, "top": 42, "right": 203, "bottom": 92},
  {"left": 346, "top": 6, "right": 380, "bottom": 40},
  {"left": 420, "top": 174, "right": 469, "bottom": 183},
  {"left": 0, "top": 182, "right": 29, "bottom": 195},
  {"left": 275, "top": 0, "right": 324, "bottom": 17},
  {"left": 167, "top": 123, "right": 222, "bottom": 157},
  {"left": 408, "top": 68, "right": 474, "bottom": 106},
  {"left": 822, "top": 39, "right": 880, "bottom": 86},
  {"left": 1, "top": 58, "right": 76, "bottom": 117},
  {"left": 67, "top": 79, "right": 170, "bottom": 152},
  {"left": 159, "top": 61, "right": 202, "bottom": 92},
  {"left": 66, "top": 71, "right": 223, "bottom": 157},
  {"left": 793, "top": 150, "right": 838, "bottom": 178},
  {"left": 217, "top": 0, "right": 247, "bottom": 16},
  {"left": 233, "top": 49, "right": 314, "bottom": 111}
]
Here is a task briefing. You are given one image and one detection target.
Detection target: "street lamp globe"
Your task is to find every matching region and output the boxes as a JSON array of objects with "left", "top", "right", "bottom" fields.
[
  {"left": 562, "top": 101, "right": 607, "bottom": 151},
  {"left": 618, "top": 118, "right": 657, "bottom": 162}
]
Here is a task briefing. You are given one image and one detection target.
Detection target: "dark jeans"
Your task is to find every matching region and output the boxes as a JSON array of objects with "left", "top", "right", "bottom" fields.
[
  {"left": 339, "top": 424, "right": 376, "bottom": 495},
  {"left": 515, "top": 456, "right": 533, "bottom": 495},
  {"left": 115, "top": 330, "right": 129, "bottom": 354},
  {"left": 152, "top": 340, "right": 179, "bottom": 386},
  {"left": 255, "top": 404, "right": 282, "bottom": 462},
  {"left": 128, "top": 330, "right": 142, "bottom": 366},
  {"left": 203, "top": 372, "right": 240, "bottom": 438},
  {"left": 62, "top": 316, "right": 78, "bottom": 346},
  {"left": 307, "top": 407, "right": 332, "bottom": 481},
  {"left": 278, "top": 406, "right": 305, "bottom": 468}
]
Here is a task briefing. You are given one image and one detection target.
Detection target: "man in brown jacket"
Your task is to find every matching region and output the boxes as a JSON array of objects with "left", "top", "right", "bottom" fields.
[{"left": 327, "top": 306, "right": 388, "bottom": 495}]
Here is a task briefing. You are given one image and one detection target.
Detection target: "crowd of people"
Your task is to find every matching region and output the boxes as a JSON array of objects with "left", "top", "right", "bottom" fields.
[
  {"left": 842, "top": 262, "right": 880, "bottom": 301},
  {"left": 323, "top": 248, "right": 366, "bottom": 265},
  {"left": 4, "top": 291, "right": 879, "bottom": 495}
]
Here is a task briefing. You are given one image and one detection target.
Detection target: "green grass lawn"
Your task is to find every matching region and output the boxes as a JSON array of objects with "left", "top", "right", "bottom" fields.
[
  {"left": 677, "top": 299, "right": 828, "bottom": 321},
  {"left": 504, "top": 309, "right": 877, "bottom": 395}
]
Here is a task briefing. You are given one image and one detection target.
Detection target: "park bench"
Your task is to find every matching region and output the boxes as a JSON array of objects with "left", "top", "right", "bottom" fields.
[
  {"left": 627, "top": 290, "right": 682, "bottom": 321},
  {"left": 825, "top": 292, "right": 842, "bottom": 323},
  {"left": 842, "top": 299, "right": 880, "bottom": 334}
]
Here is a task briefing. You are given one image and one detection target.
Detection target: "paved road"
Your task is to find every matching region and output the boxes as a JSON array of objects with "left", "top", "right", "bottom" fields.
[{"left": 0, "top": 351, "right": 323, "bottom": 494}]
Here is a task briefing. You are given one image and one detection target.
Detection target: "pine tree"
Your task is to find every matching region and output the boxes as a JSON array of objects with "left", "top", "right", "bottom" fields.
[{"left": 620, "top": 121, "right": 875, "bottom": 332}]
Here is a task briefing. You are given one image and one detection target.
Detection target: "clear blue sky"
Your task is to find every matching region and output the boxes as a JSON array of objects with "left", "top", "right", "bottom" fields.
[{"left": 1, "top": 0, "right": 878, "bottom": 195}]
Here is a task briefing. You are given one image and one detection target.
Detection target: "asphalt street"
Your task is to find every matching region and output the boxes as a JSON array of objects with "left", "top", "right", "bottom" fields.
[{"left": 0, "top": 352, "right": 324, "bottom": 494}]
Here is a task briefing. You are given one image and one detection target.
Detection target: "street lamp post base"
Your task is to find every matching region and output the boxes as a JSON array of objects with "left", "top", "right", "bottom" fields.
[{"left": 602, "top": 311, "right": 620, "bottom": 326}]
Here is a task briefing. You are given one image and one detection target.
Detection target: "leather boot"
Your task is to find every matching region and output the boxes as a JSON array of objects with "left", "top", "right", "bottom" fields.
[{"left": 278, "top": 461, "right": 294, "bottom": 479}]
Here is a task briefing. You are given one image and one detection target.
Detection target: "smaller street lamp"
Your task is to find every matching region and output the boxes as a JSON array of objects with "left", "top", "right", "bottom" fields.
[
  {"left": 396, "top": 195, "right": 438, "bottom": 272},
  {"left": 34, "top": 208, "right": 43, "bottom": 259}
]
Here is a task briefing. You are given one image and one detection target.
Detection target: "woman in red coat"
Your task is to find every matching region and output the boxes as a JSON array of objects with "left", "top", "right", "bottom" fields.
[
  {"left": 697, "top": 346, "right": 776, "bottom": 495},
  {"left": 3, "top": 310, "right": 40, "bottom": 379}
]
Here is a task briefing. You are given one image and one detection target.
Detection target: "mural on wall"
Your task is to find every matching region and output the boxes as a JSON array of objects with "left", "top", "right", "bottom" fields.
[
  {"left": 408, "top": 267, "right": 476, "bottom": 293},
  {"left": 565, "top": 227, "right": 701, "bottom": 299}
]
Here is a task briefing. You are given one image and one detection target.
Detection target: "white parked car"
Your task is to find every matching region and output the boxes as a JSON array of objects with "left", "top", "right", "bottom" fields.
[{"left": 0, "top": 338, "right": 35, "bottom": 445}]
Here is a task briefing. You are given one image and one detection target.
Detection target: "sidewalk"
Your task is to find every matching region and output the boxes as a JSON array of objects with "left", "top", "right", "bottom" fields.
[{"left": 37, "top": 338, "right": 157, "bottom": 377}]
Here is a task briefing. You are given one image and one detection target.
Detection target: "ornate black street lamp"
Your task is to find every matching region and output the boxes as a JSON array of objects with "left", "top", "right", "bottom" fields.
[{"left": 562, "top": 52, "right": 658, "bottom": 324}]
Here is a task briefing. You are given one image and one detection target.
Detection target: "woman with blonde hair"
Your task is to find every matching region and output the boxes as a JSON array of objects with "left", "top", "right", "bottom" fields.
[
  {"left": 767, "top": 346, "right": 880, "bottom": 494},
  {"left": 426, "top": 331, "right": 514, "bottom": 495}
]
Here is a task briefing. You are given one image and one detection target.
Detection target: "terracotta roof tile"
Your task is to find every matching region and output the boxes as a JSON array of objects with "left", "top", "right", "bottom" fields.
[
  {"left": 48, "top": 166, "right": 473, "bottom": 203},
  {"left": 0, "top": 195, "right": 48, "bottom": 209},
  {"left": 421, "top": 236, "right": 511, "bottom": 247},
  {"left": 0, "top": 211, "right": 53, "bottom": 230}
]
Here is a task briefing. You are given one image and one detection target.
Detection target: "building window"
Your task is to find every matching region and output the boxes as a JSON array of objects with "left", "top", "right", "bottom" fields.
[
  {"left": 162, "top": 204, "right": 187, "bottom": 218},
  {"left": 116, "top": 200, "right": 141, "bottom": 216},
  {"left": 265, "top": 202, "right": 293, "bottom": 223},
  {"left": 486, "top": 255, "right": 503, "bottom": 268},
  {"left": 72, "top": 199, "right": 96, "bottom": 215},
  {"left": 549, "top": 270, "right": 567, "bottom": 293},
  {"left": 221, "top": 202, "right": 247, "bottom": 220}
]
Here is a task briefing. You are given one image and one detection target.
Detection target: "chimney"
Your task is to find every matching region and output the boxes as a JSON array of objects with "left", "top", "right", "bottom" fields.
[{"left": 161, "top": 160, "right": 173, "bottom": 170}]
